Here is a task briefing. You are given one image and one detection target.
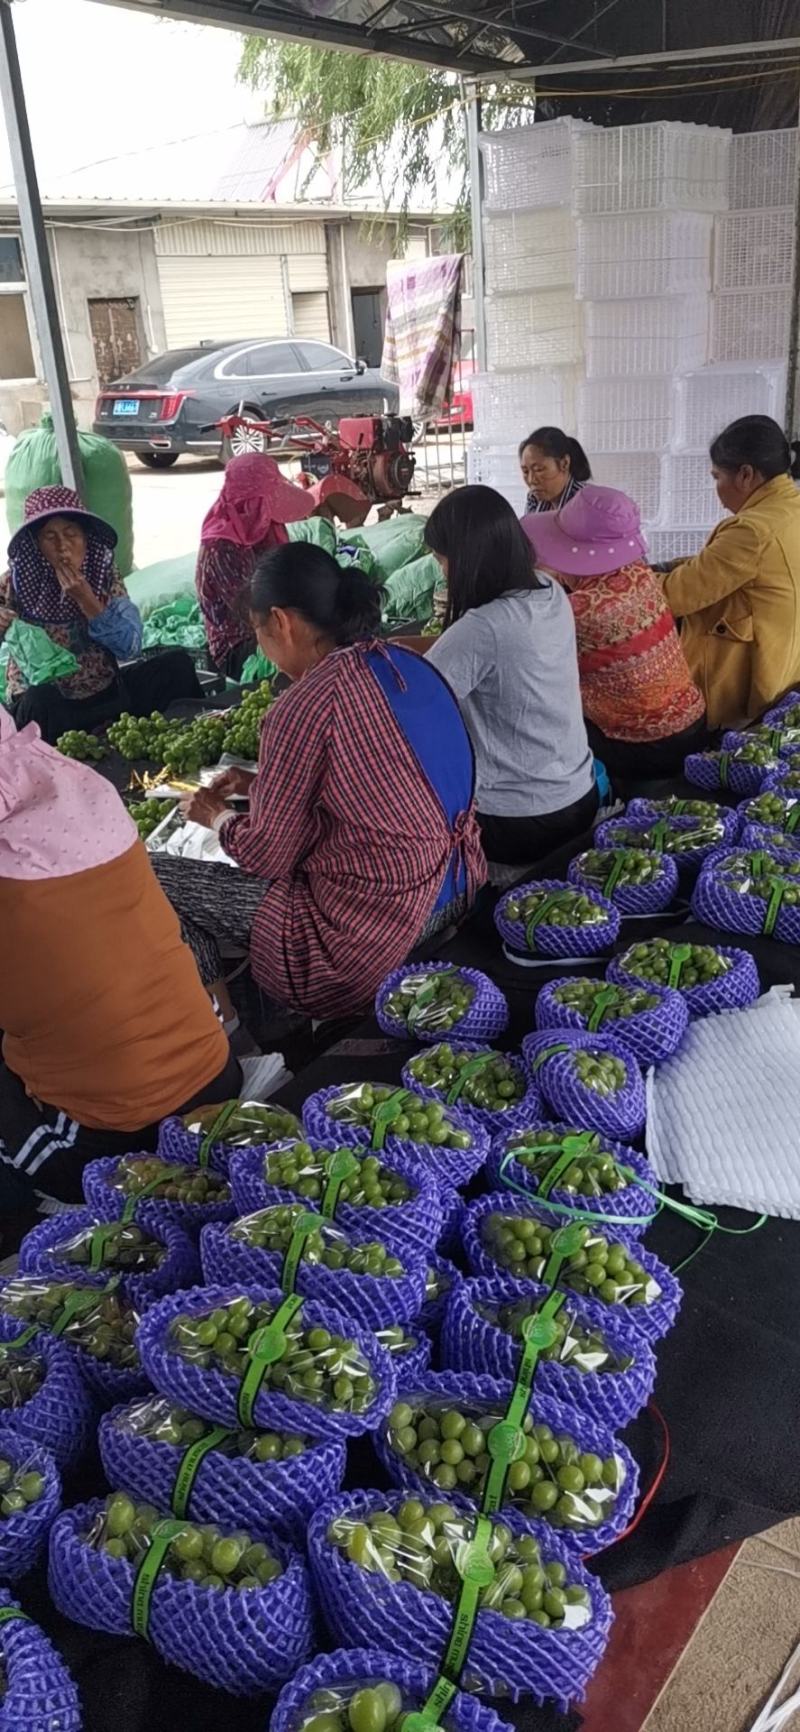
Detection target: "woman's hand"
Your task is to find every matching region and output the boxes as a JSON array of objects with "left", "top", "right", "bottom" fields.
[
  {"left": 182, "top": 788, "right": 229, "bottom": 829},
  {"left": 209, "top": 766, "right": 255, "bottom": 799},
  {"left": 55, "top": 559, "right": 105, "bottom": 619}
]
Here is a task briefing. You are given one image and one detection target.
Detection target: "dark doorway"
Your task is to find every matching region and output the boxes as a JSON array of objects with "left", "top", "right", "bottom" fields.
[
  {"left": 88, "top": 297, "right": 142, "bottom": 386},
  {"left": 351, "top": 287, "right": 385, "bottom": 369}
]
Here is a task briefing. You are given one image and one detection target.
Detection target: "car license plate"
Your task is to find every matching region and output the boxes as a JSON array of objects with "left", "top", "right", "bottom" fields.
[{"left": 113, "top": 399, "right": 140, "bottom": 416}]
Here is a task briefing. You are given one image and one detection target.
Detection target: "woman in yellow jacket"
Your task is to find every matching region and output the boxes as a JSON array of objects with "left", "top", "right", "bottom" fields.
[{"left": 663, "top": 416, "right": 800, "bottom": 731}]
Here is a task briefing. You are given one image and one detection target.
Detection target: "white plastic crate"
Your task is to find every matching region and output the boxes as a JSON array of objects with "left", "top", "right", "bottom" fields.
[
  {"left": 659, "top": 455, "right": 726, "bottom": 529},
  {"left": 486, "top": 289, "right": 583, "bottom": 370},
  {"left": 710, "top": 289, "right": 792, "bottom": 363},
  {"left": 471, "top": 366, "right": 579, "bottom": 443},
  {"left": 573, "top": 122, "right": 730, "bottom": 216},
  {"left": 576, "top": 213, "right": 712, "bottom": 300},
  {"left": 589, "top": 452, "right": 663, "bottom": 526},
  {"left": 484, "top": 208, "right": 575, "bottom": 295},
  {"left": 729, "top": 129, "right": 799, "bottom": 210},
  {"left": 645, "top": 527, "right": 710, "bottom": 564},
  {"left": 673, "top": 362, "right": 788, "bottom": 453},
  {"left": 467, "top": 439, "right": 527, "bottom": 513},
  {"left": 713, "top": 209, "right": 795, "bottom": 291},
  {"left": 577, "top": 376, "right": 674, "bottom": 453},
  {"left": 584, "top": 295, "right": 709, "bottom": 379},
  {"left": 480, "top": 118, "right": 590, "bottom": 211}
]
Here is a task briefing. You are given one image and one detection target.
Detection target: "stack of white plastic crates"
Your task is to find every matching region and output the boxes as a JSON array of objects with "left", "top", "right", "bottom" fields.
[
  {"left": 470, "top": 119, "right": 588, "bottom": 511},
  {"left": 573, "top": 122, "right": 730, "bottom": 560}
]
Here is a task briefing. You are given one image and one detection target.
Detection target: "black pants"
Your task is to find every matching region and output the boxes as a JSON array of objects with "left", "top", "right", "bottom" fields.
[
  {"left": 586, "top": 714, "right": 708, "bottom": 781},
  {"left": 0, "top": 1047, "right": 242, "bottom": 1207},
  {"left": 477, "top": 782, "right": 600, "bottom": 866},
  {"left": 12, "top": 649, "right": 202, "bottom": 745}
]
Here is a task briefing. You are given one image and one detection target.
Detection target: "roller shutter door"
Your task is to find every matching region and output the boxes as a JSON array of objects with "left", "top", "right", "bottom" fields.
[{"left": 158, "top": 256, "right": 287, "bottom": 347}]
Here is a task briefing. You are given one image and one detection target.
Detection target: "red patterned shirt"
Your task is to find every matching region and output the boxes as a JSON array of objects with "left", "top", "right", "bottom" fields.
[
  {"left": 220, "top": 642, "right": 485, "bottom": 1019},
  {"left": 561, "top": 561, "right": 705, "bottom": 743}
]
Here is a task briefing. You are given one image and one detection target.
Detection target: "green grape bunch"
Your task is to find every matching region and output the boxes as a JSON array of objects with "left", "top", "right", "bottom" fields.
[{"left": 56, "top": 729, "right": 107, "bottom": 762}]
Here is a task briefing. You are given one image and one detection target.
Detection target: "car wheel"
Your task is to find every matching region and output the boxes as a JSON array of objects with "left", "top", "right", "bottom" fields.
[
  {"left": 222, "top": 412, "right": 267, "bottom": 464},
  {"left": 136, "top": 452, "right": 179, "bottom": 469}
]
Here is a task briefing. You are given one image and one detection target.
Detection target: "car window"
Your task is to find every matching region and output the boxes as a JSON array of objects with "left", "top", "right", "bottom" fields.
[
  {"left": 298, "top": 343, "right": 354, "bottom": 372},
  {"left": 221, "top": 344, "right": 302, "bottom": 379}
]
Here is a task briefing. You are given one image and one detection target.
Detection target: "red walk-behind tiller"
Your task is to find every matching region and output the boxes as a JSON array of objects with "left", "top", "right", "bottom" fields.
[{"left": 213, "top": 411, "right": 417, "bottom": 526}]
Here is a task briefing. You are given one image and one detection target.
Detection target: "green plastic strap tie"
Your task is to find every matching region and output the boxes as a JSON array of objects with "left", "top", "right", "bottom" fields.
[
  {"left": 371, "top": 1088, "right": 412, "bottom": 1150},
  {"left": 770, "top": 730, "right": 784, "bottom": 748},
  {"left": 645, "top": 819, "right": 670, "bottom": 854},
  {"left": 88, "top": 1222, "right": 125, "bottom": 1273},
  {"left": 131, "top": 1518, "right": 186, "bottom": 1640},
  {"left": 587, "top": 985, "right": 623, "bottom": 1033},
  {"left": 671, "top": 800, "right": 688, "bottom": 815},
  {"left": 529, "top": 1041, "right": 570, "bottom": 1074},
  {"left": 536, "top": 1135, "right": 597, "bottom": 1198},
  {"left": 481, "top": 1291, "right": 565, "bottom": 1515},
  {"left": 718, "top": 751, "right": 730, "bottom": 788},
  {"left": 281, "top": 1211, "right": 322, "bottom": 1295},
  {"left": 541, "top": 1222, "right": 586, "bottom": 1288},
  {"left": 763, "top": 877, "right": 786, "bottom": 939},
  {"left": 321, "top": 1148, "right": 361, "bottom": 1219},
  {"left": 0, "top": 1607, "right": 31, "bottom": 1628},
  {"left": 197, "top": 1099, "right": 238, "bottom": 1169},
  {"left": 667, "top": 942, "right": 692, "bottom": 989},
  {"left": 121, "top": 1174, "right": 174, "bottom": 1223},
  {"left": 601, "top": 852, "right": 628, "bottom": 899},
  {"left": 171, "top": 1425, "right": 233, "bottom": 1519},
  {"left": 523, "top": 892, "right": 564, "bottom": 954},
  {"left": 50, "top": 1279, "right": 119, "bottom": 1339},
  {"left": 1, "top": 1324, "right": 38, "bottom": 1351},
  {"left": 237, "top": 1291, "right": 304, "bottom": 1427},
  {"left": 786, "top": 802, "right": 800, "bottom": 833},
  {"left": 749, "top": 850, "right": 768, "bottom": 879},
  {"left": 445, "top": 1052, "right": 497, "bottom": 1106},
  {"left": 407, "top": 970, "right": 456, "bottom": 1032},
  {"left": 395, "top": 1512, "right": 499, "bottom": 1723}
]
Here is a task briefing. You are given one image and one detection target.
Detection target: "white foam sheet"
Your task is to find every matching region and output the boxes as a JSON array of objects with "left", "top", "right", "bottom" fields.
[{"left": 646, "top": 987, "right": 800, "bottom": 1217}]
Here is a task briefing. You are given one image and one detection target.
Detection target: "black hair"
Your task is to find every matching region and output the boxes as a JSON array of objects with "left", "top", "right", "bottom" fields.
[
  {"left": 518, "top": 425, "right": 592, "bottom": 483},
  {"left": 424, "top": 484, "right": 544, "bottom": 629},
  {"left": 249, "top": 541, "right": 381, "bottom": 646},
  {"left": 709, "top": 414, "right": 800, "bottom": 482}
]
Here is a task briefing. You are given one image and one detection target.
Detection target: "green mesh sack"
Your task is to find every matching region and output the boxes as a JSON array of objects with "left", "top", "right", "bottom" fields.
[
  {"left": 288, "top": 517, "right": 337, "bottom": 557},
  {"left": 348, "top": 514, "right": 428, "bottom": 578},
  {"left": 3, "top": 620, "right": 79, "bottom": 685},
  {"left": 382, "top": 553, "right": 440, "bottom": 628},
  {"left": 141, "top": 596, "right": 206, "bottom": 651},
  {"left": 126, "top": 554, "right": 196, "bottom": 620},
  {"left": 6, "top": 412, "right": 134, "bottom": 576}
]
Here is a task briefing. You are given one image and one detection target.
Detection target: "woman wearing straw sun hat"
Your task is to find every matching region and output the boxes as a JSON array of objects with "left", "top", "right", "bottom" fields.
[{"left": 524, "top": 483, "right": 706, "bottom": 780}]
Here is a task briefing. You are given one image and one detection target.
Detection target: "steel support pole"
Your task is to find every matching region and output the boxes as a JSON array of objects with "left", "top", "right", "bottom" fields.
[
  {"left": 0, "top": 1, "right": 83, "bottom": 493},
  {"left": 465, "top": 79, "right": 486, "bottom": 372},
  {"left": 785, "top": 81, "right": 800, "bottom": 440}
]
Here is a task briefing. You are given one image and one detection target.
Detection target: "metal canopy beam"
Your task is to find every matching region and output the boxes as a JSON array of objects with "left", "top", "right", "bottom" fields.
[{"left": 0, "top": 1, "right": 83, "bottom": 493}]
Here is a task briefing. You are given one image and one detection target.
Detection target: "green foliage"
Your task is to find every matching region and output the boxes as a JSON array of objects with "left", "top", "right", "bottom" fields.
[{"left": 237, "top": 38, "right": 532, "bottom": 242}]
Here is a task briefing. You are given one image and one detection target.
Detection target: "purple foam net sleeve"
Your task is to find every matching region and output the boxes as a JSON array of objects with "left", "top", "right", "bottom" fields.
[
  {"left": 375, "top": 963, "right": 509, "bottom": 1044},
  {"left": 81, "top": 1155, "right": 236, "bottom": 1235},
  {"left": 47, "top": 1499, "right": 313, "bottom": 1696},
  {"left": 17, "top": 1208, "right": 199, "bottom": 1311},
  {"left": 691, "top": 852, "right": 800, "bottom": 946},
  {"left": 741, "top": 821, "right": 800, "bottom": 856},
  {"left": 520, "top": 1029, "right": 646, "bottom": 1141},
  {"left": 156, "top": 1106, "right": 302, "bottom": 1178},
  {"left": 567, "top": 848, "right": 678, "bottom": 916},
  {"left": 228, "top": 1139, "right": 443, "bottom": 1263},
  {"left": 440, "top": 1273, "right": 656, "bottom": 1429},
  {"left": 462, "top": 1191, "right": 682, "bottom": 1345},
  {"left": 136, "top": 1282, "right": 397, "bottom": 1440},
  {"left": 97, "top": 1400, "right": 346, "bottom": 1547},
  {"left": 417, "top": 1256, "right": 462, "bottom": 1338},
  {"left": 486, "top": 1120, "right": 658, "bottom": 1239},
  {"left": 373, "top": 1369, "right": 638, "bottom": 1558},
  {"left": 534, "top": 976, "right": 689, "bottom": 1067},
  {"left": 199, "top": 1222, "right": 427, "bottom": 1333},
  {"left": 436, "top": 1188, "right": 466, "bottom": 1257},
  {"left": 494, "top": 879, "right": 620, "bottom": 960},
  {"left": 595, "top": 810, "right": 740, "bottom": 871},
  {"left": 607, "top": 943, "right": 761, "bottom": 1021},
  {"left": 764, "top": 691, "right": 800, "bottom": 724},
  {"left": 0, "top": 1316, "right": 94, "bottom": 1473},
  {"left": 684, "top": 751, "right": 776, "bottom": 798},
  {"left": 270, "top": 1646, "right": 515, "bottom": 1732},
  {"left": 307, "top": 1488, "right": 612, "bottom": 1709},
  {"left": 0, "top": 1438, "right": 61, "bottom": 1583},
  {"left": 302, "top": 1086, "right": 489, "bottom": 1191},
  {"left": 0, "top": 1586, "right": 81, "bottom": 1732},
  {"left": 401, "top": 1042, "right": 543, "bottom": 1143},
  {"left": 384, "top": 1331, "right": 432, "bottom": 1385}
]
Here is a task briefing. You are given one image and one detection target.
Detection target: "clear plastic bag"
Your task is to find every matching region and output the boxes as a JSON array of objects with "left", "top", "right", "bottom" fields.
[
  {"left": 479, "top": 1213, "right": 661, "bottom": 1308},
  {"left": 382, "top": 1396, "right": 625, "bottom": 1534},
  {"left": 259, "top": 1143, "right": 415, "bottom": 1210},
  {"left": 326, "top": 1500, "right": 593, "bottom": 1630},
  {"left": 168, "top": 1292, "right": 378, "bottom": 1419},
  {"left": 44, "top": 1220, "right": 166, "bottom": 1274},
  {"left": 84, "top": 1488, "right": 284, "bottom": 1591},
  {"left": 611, "top": 936, "right": 733, "bottom": 989},
  {"left": 228, "top": 1206, "right": 408, "bottom": 1279},
  {"left": 113, "top": 1395, "right": 311, "bottom": 1465},
  {"left": 324, "top": 1085, "right": 475, "bottom": 1157},
  {"left": 102, "top": 1155, "right": 231, "bottom": 1207},
  {"left": 181, "top": 1100, "right": 302, "bottom": 1149},
  {"left": 0, "top": 1345, "right": 45, "bottom": 1411},
  {"left": 501, "top": 1129, "right": 635, "bottom": 1199},
  {"left": 405, "top": 1046, "right": 526, "bottom": 1114},
  {"left": 379, "top": 970, "right": 476, "bottom": 1036},
  {"left": 626, "top": 794, "right": 724, "bottom": 822},
  {"left": 499, "top": 886, "right": 608, "bottom": 930},
  {"left": 0, "top": 1445, "right": 50, "bottom": 1525},
  {"left": 741, "top": 791, "right": 800, "bottom": 835},
  {"left": 473, "top": 1295, "right": 632, "bottom": 1379},
  {"left": 0, "top": 1277, "right": 140, "bottom": 1370}
]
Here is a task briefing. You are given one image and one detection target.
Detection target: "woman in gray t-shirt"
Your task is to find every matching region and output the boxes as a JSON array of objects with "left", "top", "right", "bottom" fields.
[{"left": 425, "top": 485, "right": 596, "bottom": 865}]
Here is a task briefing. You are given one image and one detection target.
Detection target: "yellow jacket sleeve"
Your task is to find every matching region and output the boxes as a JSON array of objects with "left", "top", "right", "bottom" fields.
[{"left": 663, "top": 514, "right": 764, "bottom": 618}]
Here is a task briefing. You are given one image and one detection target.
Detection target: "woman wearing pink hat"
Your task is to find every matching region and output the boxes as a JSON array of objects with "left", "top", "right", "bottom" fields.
[
  {"left": 525, "top": 484, "right": 706, "bottom": 779},
  {"left": 196, "top": 453, "right": 314, "bottom": 678}
]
